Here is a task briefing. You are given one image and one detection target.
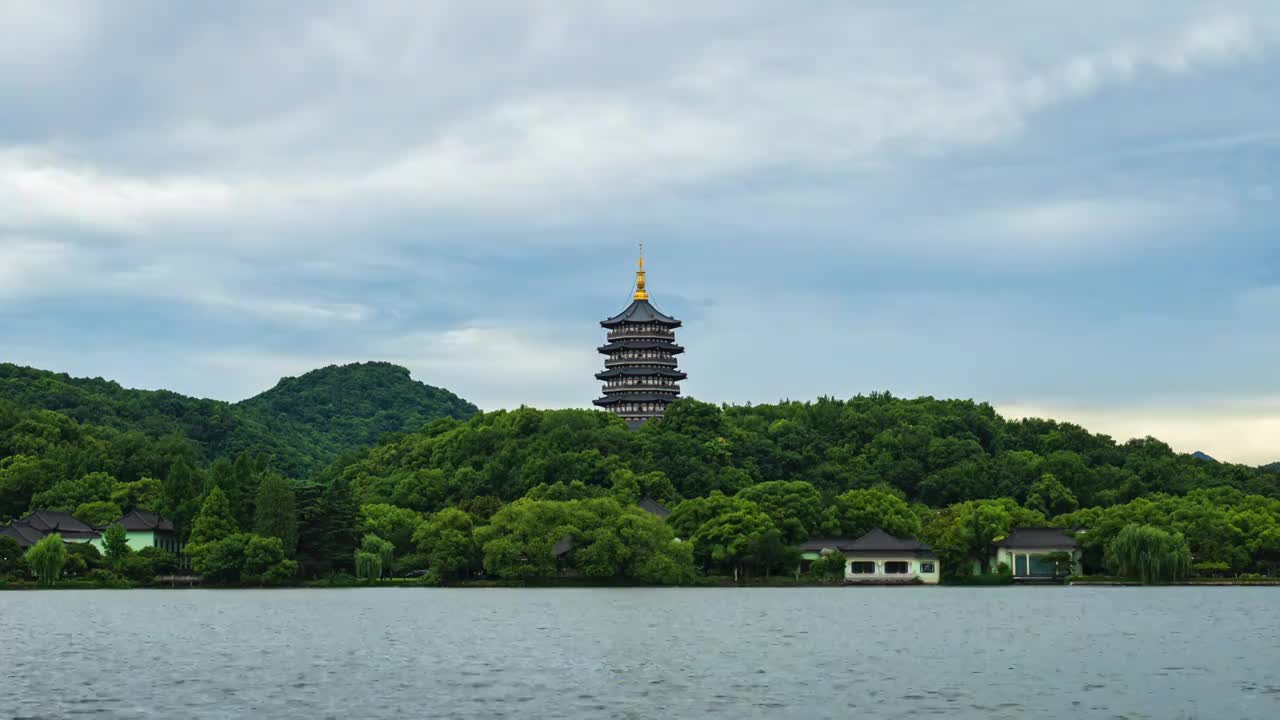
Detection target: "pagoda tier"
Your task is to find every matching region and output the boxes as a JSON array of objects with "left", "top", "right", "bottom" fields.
[{"left": 596, "top": 247, "right": 684, "bottom": 426}]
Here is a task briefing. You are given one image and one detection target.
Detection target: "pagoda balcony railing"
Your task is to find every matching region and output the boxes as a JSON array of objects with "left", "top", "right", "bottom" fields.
[
  {"left": 607, "top": 329, "right": 675, "bottom": 341},
  {"left": 604, "top": 357, "right": 677, "bottom": 368},
  {"left": 599, "top": 379, "right": 680, "bottom": 389}
]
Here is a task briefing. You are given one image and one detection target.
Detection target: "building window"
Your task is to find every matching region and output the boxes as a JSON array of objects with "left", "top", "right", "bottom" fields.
[
  {"left": 920, "top": 562, "right": 936, "bottom": 574},
  {"left": 884, "top": 561, "right": 909, "bottom": 574},
  {"left": 849, "top": 561, "right": 875, "bottom": 574}
]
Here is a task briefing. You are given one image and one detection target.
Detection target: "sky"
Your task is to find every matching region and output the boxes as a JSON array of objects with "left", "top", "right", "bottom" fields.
[{"left": 1, "top": 1, "right": 1278, "bottom": 464}]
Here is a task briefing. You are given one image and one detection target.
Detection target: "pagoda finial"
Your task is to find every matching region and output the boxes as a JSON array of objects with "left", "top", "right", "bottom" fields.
[{"left": 633, "top": 240, "right": 648, "bottom": 301}]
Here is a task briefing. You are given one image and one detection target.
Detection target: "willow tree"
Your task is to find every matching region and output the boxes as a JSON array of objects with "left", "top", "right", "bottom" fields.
[
  {"left": 26, "top": 533, "right": 67, "bottom": 587},
  {"left": 354, "top": 535, "right": 394, "bottom": 580},
  {"left": 1105, "top": 524, "right": 1191, "bottom": 583}
]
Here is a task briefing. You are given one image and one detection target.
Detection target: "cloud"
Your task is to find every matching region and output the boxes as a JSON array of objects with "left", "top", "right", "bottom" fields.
[{"left": 0, "top": 236, "right": 88, "bottom": 299}]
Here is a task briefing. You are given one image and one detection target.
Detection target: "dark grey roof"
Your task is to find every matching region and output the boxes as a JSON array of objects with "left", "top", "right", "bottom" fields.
[
  {"left": 637, "top": 497, "right": 671, "bottom": 519},
  {"left": 597, "top": 340, "right": 685, "bottom": 354},
  {"left": 845, "top": 529, "right": 932, "bottom": 553},
  {"left": 0, "top": 523, "right": 44, "bottom": 548},
  {"left": 2, "top": 511, "right": 103, "bottom": 547},
  {"left": 117, "top": 509, "right": 175, "bottom": 532},
  {"left": 551, "top": 536, "right": 575, "bottom": 558},
  {"left": 797, "top": 538, "right": 859, "bottom": 552},
  {"left": 797, "top": 530, "right": 933, "bottom": 555},
  {"left": 595, "top": 367, "right": 687, "bottom": 379},
  {"left": 994, "top": 527, "right": 1079, "bottom": 549},
  {"left": 601, "top": 299, "right": 681, "bottom": 328},
  {"left": 22, "top": 510, "right": 100, "bottom": 539}
]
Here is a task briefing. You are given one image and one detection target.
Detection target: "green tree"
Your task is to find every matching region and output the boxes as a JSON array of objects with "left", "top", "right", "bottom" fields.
[
  {"left": 413, "top": 508, "right": 479, "bottom": 583},
  {"left": 821, "top": 486, "right": 921, "bottom": 539},
  {"left": 354, "top": 534, "right": 394, "bottom": 580},
  {"left": 30, "top": 472, "right": 117, "bottom": 512},
  {"left": 25, "top": 533, "right": 67, "bottom": 586},
  {"left": 809, "top": 551, "right": 847, "bottom": 582},
  {"left": 189, "top": 486, "right": 238, "bottom": 547},
  {"left": 0, "top": 535, "right": 26, "bottom": 578},
  {"left": 101, "top": 523, "right": 132, "bottom": 569},
  {"left": 735, "top": 480, "right": 823, "bottom": 544},
  {"left": 690, "top": 507, "right": 784, "bottom": 580},
  {"left": 1026, "top": 473, "right": 1079, "bottom": 517},
  {"left": 1105, "top": 524, "right": 1192, "bottom": 583},
  {"left": 74, "top": 500, "right": 123, "bottom": 527},
  {"left": 296, "top": 476, "right": 358, "bottom": 577},
  {"left": 110, "top": 477, "right": 163, "bottom": 511},
  {"left": 925, "top": 499, "right": 1045, "bottom": 576},
  {"left": 242, "top": 535, "right": 297, "bottom": 584},
  {"left": 254, "top": 472, "right": 298, "bottom": 556}
]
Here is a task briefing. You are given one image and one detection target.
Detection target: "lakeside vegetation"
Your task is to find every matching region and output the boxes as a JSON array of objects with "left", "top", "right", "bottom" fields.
[{"left": 3, "top": 362, "right": 1279, "bottom": 588}]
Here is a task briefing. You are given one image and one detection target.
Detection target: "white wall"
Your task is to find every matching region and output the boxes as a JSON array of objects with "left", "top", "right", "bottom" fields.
[{"left": 844, "top": 556, "right": 940, "bottom": 585}]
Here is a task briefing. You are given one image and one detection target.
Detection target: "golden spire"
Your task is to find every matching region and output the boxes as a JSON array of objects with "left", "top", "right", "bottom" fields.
[{"left": 633, "top": 240, "right": 648, "bottom": 301}]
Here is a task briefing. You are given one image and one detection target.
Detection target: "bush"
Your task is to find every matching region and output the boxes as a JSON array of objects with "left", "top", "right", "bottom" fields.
[
  {"left": 808, "top": 552, "right": 848, "bottom": 583},
  {"left": 1193, "top": 561, "right": 1231, "bottom": 578},
  {"left": 86, "top": 569, "right": 133, "bottom": 589}
]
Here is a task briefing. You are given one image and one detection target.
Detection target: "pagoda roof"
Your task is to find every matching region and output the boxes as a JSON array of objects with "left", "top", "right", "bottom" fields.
[
  {"left": 598, "top": 340, "right": 684, "bottom": 354},
  {"left": 595, "top": 367, "right": 687, "bottom": 380},
  {"left": 593, "top": 394, "right": 680, "bottom": 405},
  {"left": 601, "top": 299, "right": 681, "bottom": 328}
]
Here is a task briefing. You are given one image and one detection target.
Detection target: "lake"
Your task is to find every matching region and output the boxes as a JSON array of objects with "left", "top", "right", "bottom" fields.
[{"left": 1, "top": 587, "right": 1277, "bottom": 719}]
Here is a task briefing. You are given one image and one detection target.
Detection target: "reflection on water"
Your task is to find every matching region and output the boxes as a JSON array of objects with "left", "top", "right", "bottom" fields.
[{"left": 1, "top": 587, "right": 1277, "bottom": 719}]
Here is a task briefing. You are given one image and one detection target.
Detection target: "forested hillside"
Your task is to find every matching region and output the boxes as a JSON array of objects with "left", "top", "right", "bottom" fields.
[
  {"left": 5, "top": 367, "right": 1279, "bottom": 585},
  {"left": 0, "top": 362, "right": 477, "bottom": 479},
  {"left": 337, "top": 396, "right": 1279, "bottom": 512},
  {"left": 324, "top": 396, "right": 1280, "bottom": 581}
]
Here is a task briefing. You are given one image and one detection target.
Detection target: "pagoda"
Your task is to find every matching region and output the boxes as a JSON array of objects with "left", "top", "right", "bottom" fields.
[{"left": 594, "top": 244, "right": 685, "bottom": 426}]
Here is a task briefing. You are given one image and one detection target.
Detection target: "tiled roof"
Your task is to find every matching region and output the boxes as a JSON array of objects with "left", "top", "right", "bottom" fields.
[
  {"left": 798, "top": 529, "right": 933, "bottom": 555},
  {"left": 0, "top": 523, "right": 45, "bottom": 548},
  {"left": 601, "top": 299, "right": 682, "bottom": 328},
  {"left": 117, "top": 509, "right": 175, "bottom": 532},
  {"left": 20, "top": 511, "right": 100, "bottom": 540},
  {"left": 994, "top": 527, "right": 1079, "bottom": 549},
  {"left": 637, "top": 497, "right": 671, "bottom": 519}
]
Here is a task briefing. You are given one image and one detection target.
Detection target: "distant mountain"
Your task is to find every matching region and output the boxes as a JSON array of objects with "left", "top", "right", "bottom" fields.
[
  {"left": 1265, "top": 462, "right": 1280, "bottom": 473},
  {"left": 1191, "top": 451, "right": 1217, "bottom": 463},
  {"left": 0, "top": 362, "right": 477, "bottom": 478}
]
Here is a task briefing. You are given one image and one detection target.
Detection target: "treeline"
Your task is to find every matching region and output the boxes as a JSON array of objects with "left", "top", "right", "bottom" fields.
[
  {"left": 337, "top": 398, "right": 1279, "bottom": 513},
  {"left": 0, "top": 362, "right": 477, "bottom": 479},
  {"left": 5, "top": 383, "right": 1280, "bottom": 586}
]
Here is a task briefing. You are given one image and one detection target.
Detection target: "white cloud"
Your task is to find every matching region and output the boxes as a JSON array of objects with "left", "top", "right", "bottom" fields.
[
  {"left": 0, "top": 6, "right": 1272, "bottom": 246},
  {"left": 0, "top": 236, "right": 87, "bottom": 299}
]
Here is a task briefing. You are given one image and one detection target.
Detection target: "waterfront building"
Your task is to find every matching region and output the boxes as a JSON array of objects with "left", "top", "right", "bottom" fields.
[
  {"left": 0, "top": 510, "right": 100, "bottom": 548},
  {"left": 993, "top": 527, "right": 1081, "bottom": 580},
  {"left": 2, "top": 509, "right": 178, "bottom": 553},
  {"left": 90, "top": 509, "right": 180, "bottom": 554},
  {"left": 595, "top": 244, "right": 686, "bottom": 427},
  {"left": 798, "top": 529, "right": 941, "bottom": 584}
]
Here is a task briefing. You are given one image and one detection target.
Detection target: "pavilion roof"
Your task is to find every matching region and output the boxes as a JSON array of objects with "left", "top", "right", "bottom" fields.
[
  {"left": 600, "top": 299, "right": 681, "bottom": 328},
  {"left": 994, "top": 527, "right": 1079, "bottom": 549}
]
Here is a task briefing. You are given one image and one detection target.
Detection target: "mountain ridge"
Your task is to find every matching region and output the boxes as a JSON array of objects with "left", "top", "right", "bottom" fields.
[{"left": 0, "top": 361, "right": 478, "bottom": 478}]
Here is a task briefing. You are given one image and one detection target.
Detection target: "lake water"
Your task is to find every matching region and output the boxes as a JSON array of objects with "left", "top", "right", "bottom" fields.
[{"left": 1, "top": 587, "right": 1277, "bottom": 719}]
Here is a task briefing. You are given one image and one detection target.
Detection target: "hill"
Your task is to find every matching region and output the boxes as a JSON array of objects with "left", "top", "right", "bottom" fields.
[
  {"left": 237, "top": 362, "right": 478, "bottom": 469},
  {"left": 333, "top": 396, "right": 1280, "bottom": 514},
  {"left": 0, "top": 362, "right": 477, "bottom": 479}
]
